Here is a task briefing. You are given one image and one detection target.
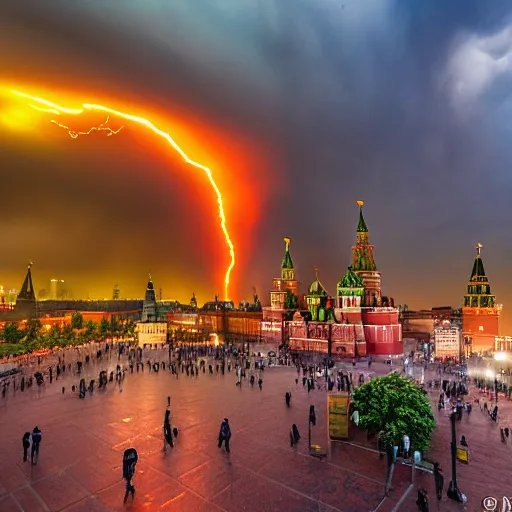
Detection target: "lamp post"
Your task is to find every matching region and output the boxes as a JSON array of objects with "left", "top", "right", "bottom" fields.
[
  {"left": 447, "top": 408, "right": 464, "bottom": 502},
  {"left": 495, "top": 377, "right": 499, "bottom": 404}
]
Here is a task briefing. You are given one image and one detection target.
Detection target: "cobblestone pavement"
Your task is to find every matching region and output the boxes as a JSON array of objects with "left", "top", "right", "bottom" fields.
[
  {"left": 0, "top": 359, "right": 392, "bottom": 512},
  {"left": 1, "top": 356, "right": 511, "bottom": 511}
]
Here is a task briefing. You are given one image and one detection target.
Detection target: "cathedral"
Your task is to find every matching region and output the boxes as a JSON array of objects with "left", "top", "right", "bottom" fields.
[{"left": 262, "top": 201, "right": 403, "bottom": 357}]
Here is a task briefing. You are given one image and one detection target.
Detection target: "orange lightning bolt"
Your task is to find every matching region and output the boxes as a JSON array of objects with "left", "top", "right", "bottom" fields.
[
  {"left": 50, "top": 115, "right": 123, "bottom": 139},
  {"left": 11, "top": 89, "right": 235, "bottom": 300}
]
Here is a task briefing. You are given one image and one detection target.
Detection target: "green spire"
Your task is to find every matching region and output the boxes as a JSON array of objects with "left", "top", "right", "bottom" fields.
[
  {"left": 355, "top": 200, "right": 370, "bottom": 245},
  {"left": 281, "top": 237, "right": 294, "bottom": 269},
  {"left": 357, "top": 202, "right": 368, "bottom": 233},
  {"left": 470, "top": 243, "right": 486, "bottom": 279}
]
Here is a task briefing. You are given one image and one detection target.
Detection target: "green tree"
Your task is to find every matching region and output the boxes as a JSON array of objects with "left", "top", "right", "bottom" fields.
[
  {"left": 84, "top": 320, "right": 97, "bottom": 341},
  {"left": 24, "top": 319, "right": 42, "bottom": 341},
  {"left": 71, "top": 312, "right": 84, "bottom": 330},
  {"left": 99, "top": 318, "right": 110, "bottom": 340},
  {"left": 2, "top": 322, "right": 24, "bottom": 344},
  {"left": 351, "top": 372, "right": 436, "bottom": 452},
  {"left": 110, "top": 319, "right": 120, "bottom": 340}
]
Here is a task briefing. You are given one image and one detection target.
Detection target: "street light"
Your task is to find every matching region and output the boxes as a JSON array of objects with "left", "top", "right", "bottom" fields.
[{"left": 447, "top": 408, "right": 464, "bottom": 503}]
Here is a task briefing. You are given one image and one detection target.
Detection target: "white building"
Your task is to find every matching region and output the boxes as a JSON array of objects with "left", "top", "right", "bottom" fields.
[
  {"left": 434, "top": 320, "right": 461, "bottom": 359},
  {"left": 137, "top": 322, "right": 167, "bottom": 348}
]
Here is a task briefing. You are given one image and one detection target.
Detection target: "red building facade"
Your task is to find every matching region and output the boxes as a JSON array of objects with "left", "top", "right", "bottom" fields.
[{"left": 275, "top": 201, "right": 403, "bottom": 357}]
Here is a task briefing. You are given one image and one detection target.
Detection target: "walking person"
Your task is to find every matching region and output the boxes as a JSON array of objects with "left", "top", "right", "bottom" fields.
[
  {"left": 22, "top": 432, "right": 31, "bottom": 462},
  {"left": 218, "top": 418, "right": 231, "bottom": 453},
  {"left": 31, "top": 426, "right": 42, "bottom": 465},
  {"left": 122, "top": 448, "right": 138, "bottom": 504},
  {"left": 162, "top": 409, "right": 174, "bottom": 451}
]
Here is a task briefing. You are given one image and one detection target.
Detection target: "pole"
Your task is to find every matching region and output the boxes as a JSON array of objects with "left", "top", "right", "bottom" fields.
[
  {"left": 308, "top": 417, "right": 311, "bottom": 453},
  {"left": 495, "top": 377, "right": 498, "bottom": 404},
  {"left": 447, "top": 409, "right": 463, "bottom": 502},
  {"left": 450, "top": 410, "right": 457, "bottom": 488}
]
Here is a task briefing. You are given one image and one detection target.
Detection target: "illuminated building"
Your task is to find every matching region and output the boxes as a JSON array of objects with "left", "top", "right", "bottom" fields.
[
  {"left": 141, "top": 274, "right": 158, "bottom": 322},
  {"left": 270, "top": 237, "right": 300, "bottom": 308},
  {"left": 495, "top": 336, "right": 512, "bottom": 352},
  {"left": 262, "top": 238, "right": 301, "bottom": 345},
  {"left": 434, "top": 320, "right": 461, "bottom": 360},
  {"left": 50, "top": 279, "right": 65, "bottom": 300},
  {"left": 462, "top": 244, "right": 501, "bottom": 354},
  {"left": 285, "top": 201, "right": 403, "bottom": 357},
  {"left": 137, "top": 274, "right": 167, "bottom": 347}
]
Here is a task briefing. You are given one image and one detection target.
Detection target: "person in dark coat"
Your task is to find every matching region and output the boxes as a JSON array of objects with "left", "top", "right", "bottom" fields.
[
  {"left": 31, "top": 426, "right": 42, "bottom": 465},
  {"left": 22, "top": 432, "right": 31, "bottom": 462},
  {"left": 218, "top": 418, "right": 231, "bottom": 453},
  {"left": 433, "top": 463, "right": 444, "bottom": 500},
  {"left": 122, "top": 448, "right": 138, "bottom": 503},
  {"left": 291, "top": 424, "right": 300, "bottom": 445},
  {"left": 163, "top": 409, "right": 174, "bottom": 451}
]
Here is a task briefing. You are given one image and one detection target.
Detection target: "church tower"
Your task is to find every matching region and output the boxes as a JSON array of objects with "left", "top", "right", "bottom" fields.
[
  {"left": 462, "top": 244, "right": 500, "bottom": 353},
  {"left": 141, "top": 274, "right": 157, "bottom": 321},
  {"left": 269, "top": 237, "right": 299, "bottom": 309},
  {"left": 351, "top": 201, "right": 381, "bottom": 306},
  {"left": 14, "top": 262, "right": 37, "bottom": 318}
]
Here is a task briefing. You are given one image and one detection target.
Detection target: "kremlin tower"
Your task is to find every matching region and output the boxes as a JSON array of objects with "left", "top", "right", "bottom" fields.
[
  {"left": 352, "top": 201, "right": 382, "bottom": 306},
  {"left": 269, "top": 237, "right": 299, "bottom": 310},
  {"left": 262, "top": 238, "right": 301, "bottom": 345},
  {"left": 462, "top": 244, "right": 500, "bottom": 354}
]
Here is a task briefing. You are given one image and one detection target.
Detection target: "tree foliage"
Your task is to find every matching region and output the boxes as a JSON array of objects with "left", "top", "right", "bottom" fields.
[
  {"left": 0, "top": 317, "right": 137, "bottom": 359},
  {"left": 351, "top": 372, "right": 436, "bottom": 452},
  {"left": 71, "top": 312, "right": 84, "bottom": 330},
  {"left": 99, "top": 318, "right": 110, "bottom": 339},
  {"left": 1, "top": 322, "right": 24, "bottom": 344}
]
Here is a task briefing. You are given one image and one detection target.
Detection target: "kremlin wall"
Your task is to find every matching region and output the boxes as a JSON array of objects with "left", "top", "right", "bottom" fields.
[{"left": 0, "top": 201, "right": 504, "bottom": 359}]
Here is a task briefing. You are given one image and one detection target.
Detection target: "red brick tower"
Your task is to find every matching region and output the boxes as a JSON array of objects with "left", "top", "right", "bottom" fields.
[
  {"left": 462, "top": 244, "right": 500, "bottom": 354},
  {"left": 351, "top": 201, "right": 382, "bottom": 306}
]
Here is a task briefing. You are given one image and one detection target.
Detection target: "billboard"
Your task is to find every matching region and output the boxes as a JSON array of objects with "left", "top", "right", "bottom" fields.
[{"left": 328, "top": 393, "right": 350, "bottom": 440}]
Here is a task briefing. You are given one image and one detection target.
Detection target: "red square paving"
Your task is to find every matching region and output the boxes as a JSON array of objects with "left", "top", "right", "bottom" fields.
[{"left": 0, "top": 354, "right": 510, "bottom": 511}]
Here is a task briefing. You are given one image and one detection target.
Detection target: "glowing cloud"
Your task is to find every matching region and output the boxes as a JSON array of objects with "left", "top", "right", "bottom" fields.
[{"left": 10, "top": 89, "right": 235, "bottom": 300}]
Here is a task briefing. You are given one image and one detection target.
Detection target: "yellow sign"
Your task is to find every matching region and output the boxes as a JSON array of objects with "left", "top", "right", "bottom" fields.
[
  {"left": 328, "top": 394, "right": 349, "bottom": 440},
  {"left": 456, "top": 447, "right": 469, "bottom": 464}
]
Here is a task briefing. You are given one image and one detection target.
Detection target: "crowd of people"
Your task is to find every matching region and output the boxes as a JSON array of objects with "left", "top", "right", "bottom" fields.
[{"left": 3, "top": 341, "right": 509, "bottom": 509}]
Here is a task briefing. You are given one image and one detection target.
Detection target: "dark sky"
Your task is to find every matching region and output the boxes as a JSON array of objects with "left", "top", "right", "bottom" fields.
[{"left": 1, "top": 1, "right": 512, "bottom": 331}]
